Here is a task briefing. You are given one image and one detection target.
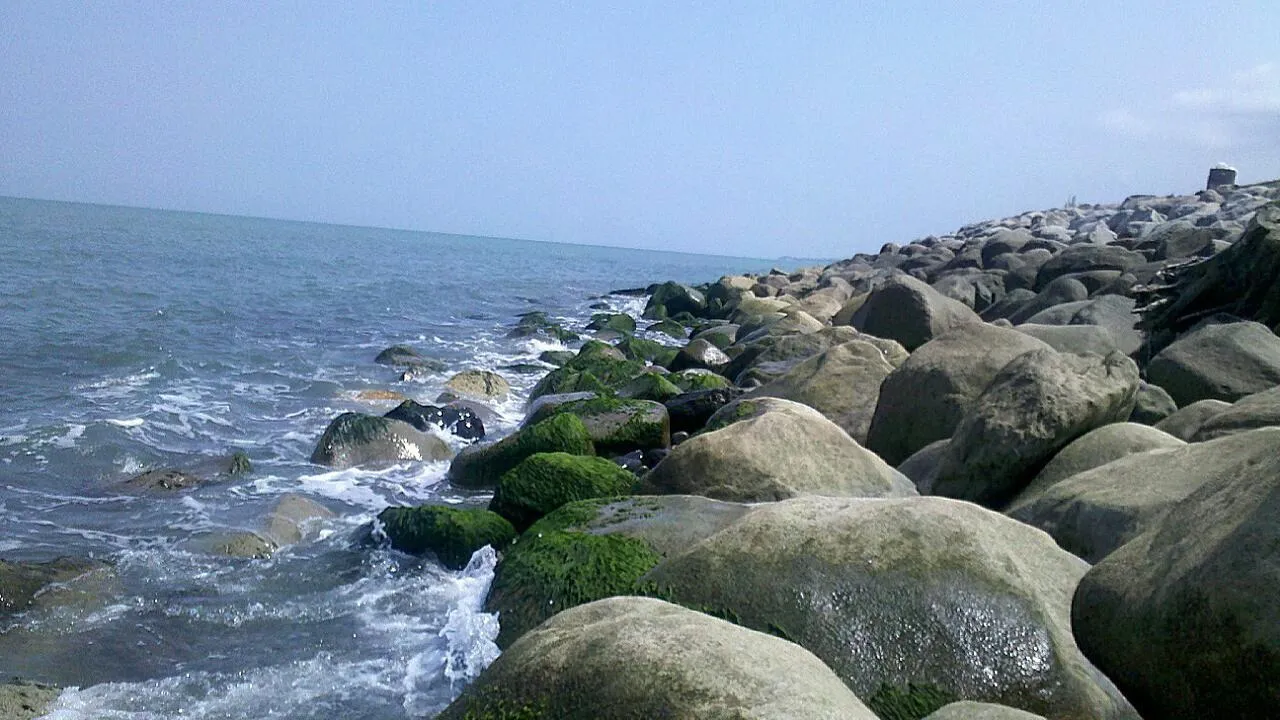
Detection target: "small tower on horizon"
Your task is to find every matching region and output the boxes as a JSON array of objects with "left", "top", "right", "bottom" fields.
[{"left": 1207, "top": 163, "right": 1238, "bottom": 190}]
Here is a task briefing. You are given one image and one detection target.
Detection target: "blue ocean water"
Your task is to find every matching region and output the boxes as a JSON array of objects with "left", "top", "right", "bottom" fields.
[{"left": 0, "top": 197, "right": 775, "bottom": 718}]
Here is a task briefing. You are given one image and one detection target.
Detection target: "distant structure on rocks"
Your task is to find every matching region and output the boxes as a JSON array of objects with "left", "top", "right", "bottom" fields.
[{"left": 1207, "top": 163, "right": 1238, "bottom": 190}]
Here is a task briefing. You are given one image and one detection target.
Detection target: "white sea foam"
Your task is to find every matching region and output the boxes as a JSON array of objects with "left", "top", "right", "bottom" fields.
[{"left": 106, "top": 417, "right": 145, "bottom": 428}]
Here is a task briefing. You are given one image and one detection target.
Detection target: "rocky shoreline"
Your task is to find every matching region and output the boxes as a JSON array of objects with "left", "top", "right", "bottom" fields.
[{"left": 5, "top": 174, "right": 1278, "bottom": 718}]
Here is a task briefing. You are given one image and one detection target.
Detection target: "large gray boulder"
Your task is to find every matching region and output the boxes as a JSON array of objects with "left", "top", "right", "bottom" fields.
[
  {"left": 643, "top": 496, "right": 1138, "bottom": 719},
  {"left": 852, "top": 274, "right": 981, "bottom": 351},
  {"left": 640, "top": 398, "right": 915, "bottom": 502},
  {"left": 1013, "top": 323, "right": 1124, "bottom": 356},
  {"left": 1145, "top": 320, "right": 1280, "bottom": 406},
  {"left": 1008, "top": 430, "right": 1270, "bottom": 564},
  {"left": 751, "top": 339, "right": 904, "bottom": 444},
  {"left": 1035, "top": 245, "right": 1146, "bottom": 290},
  {"left": 1072, "top": 426, "right": 1280, "bottom": 718},
  {"left": 932, "top": 350, "right": 1140, "bottom": 508},
  {"left": 722, "top": 326, "right": 862, "bottom": 386},
  {"left": 867, "top": 324, "right": 1053, "bottom": 465},
  {"left": 1153, "top": 398, "right": 1232, "bottom": 440},
  {"left": 309, "top": 413, "right": 453, "bottom": 469},
  {"left": 439, "top": 597, "right": 877, "bottom": 720},
  {"left": 1014, "top": 423, "right": 1185, "bottom": 504},
  {"left": 1190, "top": 384, "right": 1280, "bottom": 440}
]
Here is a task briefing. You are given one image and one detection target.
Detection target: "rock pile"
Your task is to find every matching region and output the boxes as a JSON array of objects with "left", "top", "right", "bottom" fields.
[{"left": 370, "top": 175, "right": 1280, "bottom": 719}]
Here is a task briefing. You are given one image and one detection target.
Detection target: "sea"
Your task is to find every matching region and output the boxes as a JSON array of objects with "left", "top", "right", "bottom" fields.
[{"left": 0, "top": 196, "right": 777, "bottom": 718}]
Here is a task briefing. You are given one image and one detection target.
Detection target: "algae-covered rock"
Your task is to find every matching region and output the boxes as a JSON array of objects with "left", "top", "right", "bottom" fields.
[
  {"left": 752, "top": 339, "right": 901, "bottom": 444},
  {"left": 490, "top": 453, "right": 636, "bottom": 531},
  {"left": 377, "top": 504, "right": 516, "bottom": 570},
  {"left": 932, "top": 350, "right": 1140, "bottom": 508},
  {"left": 642, "top": 496, "right": 1138, "bottom": 720},
  {"left": 616, "top": 372, "right": 683, "bottom": 403},
  {"left": 523, "top": 397, "right": 669, "bottom": 456},
  {"left": 641, "top": 397, "right": 915, "bottom": 502},
  {"left": 507, "top": 311, "right": 580, "bottom": 342},
  {"left": 530, "top": 346, "right": 647, "bottom": 400},
  {"left": 667, "top": 368, "right": 732, "bottom": 392},
  {"left": 867, "top": 324, "right": 1053, "bottom": 465},
  {"left": 438, "top": 597, "right": 878, "bottom": 720},
  {"left": 646, "top": 318, "right": 687, "bottom": 339},
  {"left": 586, "top": 312, "right": 637, "bottom": 334},
  {"left": 643, "top": 281, "right": 706, "bottom": 319},
  {"left": 1072, "top": 425, "right": 1280, "bottom": 718},
  {"left": 663, "top": 387, "right": 741, "bottom": 434},
  {"left": 309, "top": 412, "right": 453, "bottom": 469},
  {"left": 449, "top": 413, "right": 595, "bottom": 489},
  {"left": 486, "top": 495, "right": 750, "bottom": 647},
  {"left": 614, "top": 335, "right": 678, "bottom": 366},
  {"left": 668, "top": 338, "right": 731, "bottom": 372}
]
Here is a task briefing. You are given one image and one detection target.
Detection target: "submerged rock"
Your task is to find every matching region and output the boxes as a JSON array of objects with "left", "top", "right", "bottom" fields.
[
  {"left": 439, "top": 597, "right": 877, "bottom": 720},
  {"left": 383, "top": 399, "right": 485, "bottom": 440},
  {"left": 309, "top": 412, "right": 453, "bottom": 469},
  {"left": 0, "top": 679, "right": 61, "bottom": 720},
  {"left": 0, "top": 557, "right": 107, "bottom": 615}
]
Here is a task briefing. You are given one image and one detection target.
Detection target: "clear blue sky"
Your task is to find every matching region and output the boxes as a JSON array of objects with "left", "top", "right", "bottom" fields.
[{"left": 2, "top": 2, "right": 1277, "bottom": 258}]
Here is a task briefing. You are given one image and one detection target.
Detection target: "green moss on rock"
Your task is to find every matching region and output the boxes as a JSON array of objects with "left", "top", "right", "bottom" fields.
[
  {"left": 647, "top": 319, "right": 688, "bottom": 339},
  {"left": 670, "top": 369, "right": 732, "bottom": 392},
  {"left": 866, "top": 682, "right": 958, "bottom": 720},
  {"left": 586, "top": 313, "right": 637, "bottom": 334},
  {"left": 486, "top": 500, "right": 662, "bottom": 647},
  {"left": 378, "top": 505, "right": 516, "bottom": 570},
  {"left": 450, "top": 414, "right": 596, "bottom": 488},
  {"left": 490, "top": 453, "right": 635, "bottom": 531},
  {"left": 615, "top": 335, "right": 679, "bottom": 366},
  {"left": 525, "top": 397, "right": 669, "bottom": 455},
  {"left": 617, "top": 372, "right": 683, "bottom": 402}
]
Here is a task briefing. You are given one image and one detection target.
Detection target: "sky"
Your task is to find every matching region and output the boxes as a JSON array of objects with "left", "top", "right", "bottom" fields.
[{"left": 2, "top": 2, "right": 1278, "bottom": 259}]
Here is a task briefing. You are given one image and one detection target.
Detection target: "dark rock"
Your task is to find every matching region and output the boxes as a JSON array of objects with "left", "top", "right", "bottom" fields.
[
  {"left": 853, "top": 275, "right": 981, "bottom": 351},
  {"left": 310, "top": 413, "right": 453, "bottom": 469},
  {"left": 1129, "top": 381, "right": 1178, "bottom": 425},
  {"left": 668, "top": 338, "right": 731, "bottom": 372},
  {"left": 123, "top": 468, "right": 203, "bottom": 491},
  {"left": 642, "top": 281, "right": 707, "bottom": 319},
  {"left": 374, "top": 344, "right": 444, "bottom": 371},
  {"left": 586, "top": 312, "right": 637, "bottom": 334},
  {"left": 1034, "top": 245, "right": 1147, "bottom": 291},
  {"left": 664, "top": 387, "right": 741, "bottom": 434},
  {"left": 384, "top": 399, "right": 485, "bottom": 440}
]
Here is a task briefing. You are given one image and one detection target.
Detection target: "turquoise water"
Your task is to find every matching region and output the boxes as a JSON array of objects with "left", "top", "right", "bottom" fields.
[{"left": 0, "top": 197, "right": 774, "bottom": 718}]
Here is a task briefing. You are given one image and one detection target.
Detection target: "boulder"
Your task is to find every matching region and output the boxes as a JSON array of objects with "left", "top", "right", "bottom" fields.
[
  {"left": 444, "top": 370, "right": 510, "bottom": 400},
  {"left": 644, "top": 496, "right": 1138, "bottom": 719},
  {"left": 643, "top": 281, "right": 706, "bottom": 319},
  {"left": 1153, "top": 398, "right": 1232, "bottom": 440},
  {"left": 0, "top": 557, "right": 105, "bottom": 615},
  {"left": 1128, "top": 381, "right": 1177, "bottom": 425},
  {"left": 663, "top": 387, "right": 740, "bottom": 434},
  {"left": 490, "top": 452, "right": 636, "bottom": 531},
  {"left": 0, "top": 680, "right": 60, "bottom": 720},
  {"left": 866, "top": 324, "right": 1053, "bottom": 465},
  {"left": 1007, "top": 277, "right": 1090, "bottom": 325},
  {"left": 691, "top": 323, "right": 738, "bottom": 348},
  {"left": 373, "top": 344, "right": 444, "bottom": 371},
  {"left": 309, "top": 413, "right": 453, "bottom": 469},
  {"left": 645, "top": 318, "right": 687, "bottom": 339},
  {"left": 261, "top": 493, "right": 335, "bottom": 547},
  {"left": 641, "top": 398, "right": 914, "bottom": 502},
  {"left": 486, "top": 495, "right": 750, "bottom": 646},
  {"left": 1072, "top": 426, "right": 1280, "bottom": 718},
  {"left": 852, "top": 274, "right": 981, "bottom": 351},
  {"left": 897, "top": 438, "right": 950, "bottom": 494},
  {"left": 524, "top": 397, "right": 669, "bottom": 456},
  {"left": 530, "top": 345, "right": 647, "bottom": 400},
  {"left": 1191, "top": 385, "right": 1280, "bottom": 440},
  {"left": 507, "top": 311, "right": 580, "bottom": 342},
  {"left": 615, "top": 372, "right": 683, "bottom": 402},
  {"left": 1006, "top": 431, "right": 1272, "bottom": 564},
  {"left": 668, "top": 338, "right": 731, "bottom": 372},
  {"left": 721, "top": 326, "right": 861, "bottom": 386},
  {"left": 449, "top": 413, "right": 595, "bottom": 489},
  {"left": 1145, "top": 320, "right": 1280, "bottom": 406},
  {"left": 439, "top": 597, "right": 877, "bottom": 720},
  {"left": 932, "top": 350, "right": 1140, "bottom": 508},
  {"left": 924, "top": 702, "right": 1047, "bottom": 720},
  {"left": 667, "top": 368, "right": 733, "bottom": 392},
  {"left": 377, "top": 505, "right": 516, "bottom": 570},
  {"left": 384, "top": 399, "right": 485, "bottom": 440},
  {"left": 751, "top": 339, "right": 902, "bottom": 444},
  {"left": 1035, "top": 245, "right": 1146, "bottom": 290},
  {"left": 1016, "top": 423, "right": 1185, "bottom": 503},
  {"left": 586, "top": 312, "right": 637, "bottom": 334},
  {"left": 1013, "top": 323, "right": 1123, "bottom": 357},
  {"left": 614, "top": 335, "right": 678, "bottom": 366}
]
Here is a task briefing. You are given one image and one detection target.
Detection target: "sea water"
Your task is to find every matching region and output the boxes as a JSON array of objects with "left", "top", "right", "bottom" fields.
[{"left": 0, "top": 197, "right": 774, "bottom": 718}]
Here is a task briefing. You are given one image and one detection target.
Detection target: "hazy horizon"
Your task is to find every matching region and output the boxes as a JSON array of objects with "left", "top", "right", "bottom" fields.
[{"left": 3, "top": 2, "right": 1278, "bottom": 258}]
